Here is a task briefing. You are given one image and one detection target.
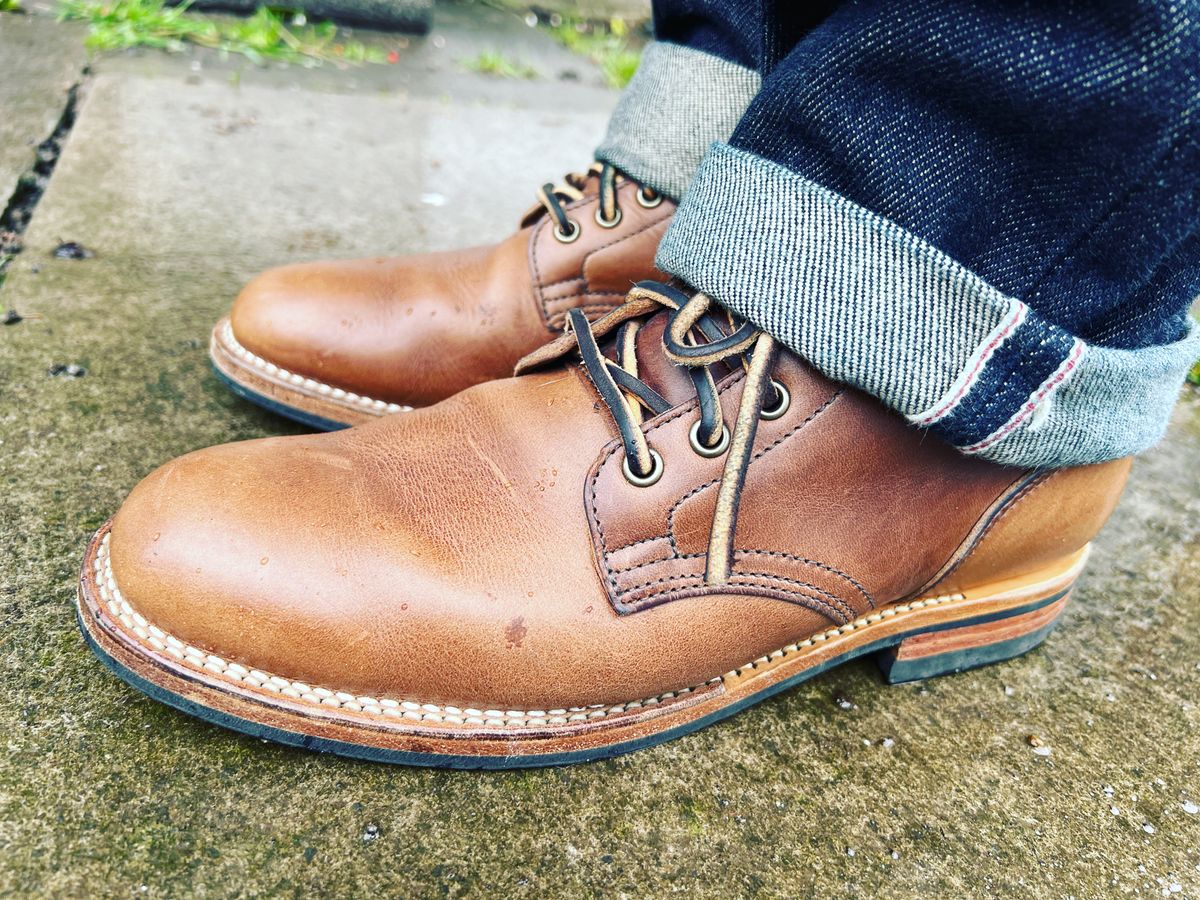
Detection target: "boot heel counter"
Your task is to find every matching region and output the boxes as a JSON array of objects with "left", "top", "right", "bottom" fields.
[{"left": 941, "top": 458, "right": 1132, "bottom": 594}]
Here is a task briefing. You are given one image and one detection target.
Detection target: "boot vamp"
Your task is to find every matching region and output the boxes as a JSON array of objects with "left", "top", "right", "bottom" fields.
[
  {"left": 228, "top": 236, "right": 546, "bottom": 407},
  {"left": 108, "top": 367, "right": 833, "bottom": 709}
]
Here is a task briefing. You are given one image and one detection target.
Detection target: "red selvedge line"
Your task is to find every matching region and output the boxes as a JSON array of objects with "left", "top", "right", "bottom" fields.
[
  {"left": 961, "top": 338, "right": 1087, "bottom": 455},
  {"left": 912, "top": 301, "right": 1028, "bottom": 427}
]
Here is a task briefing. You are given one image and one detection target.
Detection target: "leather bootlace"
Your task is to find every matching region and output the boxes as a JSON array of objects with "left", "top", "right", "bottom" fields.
[
  {"left": 530, "top": 162, "right": 661, "bottom": 240},
  {"left": 515, "top": 280, "right": 785, "bottom": 586}
]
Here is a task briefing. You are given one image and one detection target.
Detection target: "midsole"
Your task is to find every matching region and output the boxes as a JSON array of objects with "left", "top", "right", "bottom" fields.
[
  {"left": 79, "top": 522, "right": 1086, "bottom": 753},
  {"left": 209, "top": 318, "right": 410, "bottom": 424}
]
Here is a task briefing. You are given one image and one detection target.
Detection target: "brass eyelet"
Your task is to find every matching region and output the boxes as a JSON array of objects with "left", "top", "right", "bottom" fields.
[
  {"left": 622, "top": 448, "right": 664, "bottom": 487},
  {"left": 689, "top": 420, "right": 730, "bottom": 458},
  {"left": 594, "top": 206, "right": 623, "bottom": 229},
  {"left": 760, "top": 380, "right": 791, "bottom": 420},
  {"left": 636, "top": 187, "right": 663, "bottom": 209},
  {"left": 554, "top": 220, "right": 581, "bottom": 243}
]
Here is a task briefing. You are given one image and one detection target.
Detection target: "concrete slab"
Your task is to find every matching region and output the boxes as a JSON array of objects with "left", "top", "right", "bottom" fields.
[
  {"left": 18, "top": 71, "right": 610, "bottom": 263},
  {"left": 22, "top": 4, "right": 617, "bottom": 266},
  {"left": 96, "top": 1, "right": 621, "bottom": 95},
  {"left": 2, "top": 9, "right": 1200, "bottom": 899},
  {"left": 0, "top": 14, "right": 87, "bottom": 214}
]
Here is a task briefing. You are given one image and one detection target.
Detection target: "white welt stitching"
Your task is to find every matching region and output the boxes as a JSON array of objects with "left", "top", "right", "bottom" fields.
[
  {"left": 718, "top": 592, "right": 962, "bottom": 681},
  {"left": 219, "top": 320, "right": 412, "bottom": 416},
  {"left": 93, "top": 534, "right": 706, "bottom": 729},
  {"left": 94, "top": 532, "right": 964, "bottom": 728}
]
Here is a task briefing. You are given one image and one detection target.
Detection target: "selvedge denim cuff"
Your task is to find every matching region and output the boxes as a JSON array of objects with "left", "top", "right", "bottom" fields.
[
  {"left": 595, "top": 42, "right": 761, "bottom": 201},
  {"left": 657, "top": 143, "right": 1200, "bottom": 468}
]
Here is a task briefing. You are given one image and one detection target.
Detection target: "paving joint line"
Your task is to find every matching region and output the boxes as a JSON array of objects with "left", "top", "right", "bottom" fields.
[{"left": 0, "top": 67, "right": 91, "bottom": 296}]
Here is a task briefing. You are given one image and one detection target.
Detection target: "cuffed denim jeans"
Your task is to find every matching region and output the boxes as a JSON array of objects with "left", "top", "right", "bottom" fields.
[{"left": 596, "top": 0, "right": 1200, "bottom": 468}]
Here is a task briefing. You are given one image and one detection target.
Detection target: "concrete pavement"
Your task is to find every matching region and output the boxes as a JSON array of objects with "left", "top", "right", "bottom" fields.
[{"left": 2, "top": 6, "right": 1199, "bottom": 896}]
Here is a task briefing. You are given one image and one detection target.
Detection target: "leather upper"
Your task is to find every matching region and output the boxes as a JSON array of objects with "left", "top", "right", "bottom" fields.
[
  {"left": 108, "top": 341, "right": 1130, "bottom": 710},
  {"left": 228, "top": 178, "right": 675, "bottom": 407}
]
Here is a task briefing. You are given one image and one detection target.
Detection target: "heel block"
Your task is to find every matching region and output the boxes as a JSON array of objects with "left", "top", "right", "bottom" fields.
[{"left": 876, "top": 593, "right": 1070, "bottom": 684}]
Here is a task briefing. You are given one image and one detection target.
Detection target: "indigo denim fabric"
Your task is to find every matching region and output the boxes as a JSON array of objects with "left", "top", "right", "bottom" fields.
[
  {"left": 596, "top": 2, "right": 842, "bottom": 197},
  {"left": 646, "top": 0, "right": 1200, "bottom": 467},
  {"left": 648, "top": 1, "right": 839, "bottom": 73}
]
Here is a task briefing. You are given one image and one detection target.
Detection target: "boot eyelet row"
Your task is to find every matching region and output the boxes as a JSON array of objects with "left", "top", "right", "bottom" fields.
[
  {"left": 760, "top": 380, "right": 791, "bottom": 420},
  {"left": 636, "top": 187, "right": 663, "bottom": 209},
  {"left": 622, "top": 448, "right": 664, "bottom": 487},
  {"left": 689, "top": 420, "right": 730, "bottom": 458},
  {"left": 594, "top": 207, "right": 623, "bottom": 229},
  {"left": 554, "top": 220, "right": 582, "bottom": 243}
]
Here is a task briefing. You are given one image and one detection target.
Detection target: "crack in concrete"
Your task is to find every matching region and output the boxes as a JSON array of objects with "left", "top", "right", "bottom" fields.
[{"left": 0, "top": 70, "right": 90, "bottom": 294}]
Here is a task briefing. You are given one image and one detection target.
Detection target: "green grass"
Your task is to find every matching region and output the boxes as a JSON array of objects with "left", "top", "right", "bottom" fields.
[
  {"left": 547, "top": 16, "right": 642, "bottom": 88},
  {"left": 57, "top": 0, "right": 385, "bottom": 66},
  {"left": 461, "top": 50, "right": 538, "bottom": 79},
  {"left": 0, "top": 0, "right": 23, "bottom": 11}
]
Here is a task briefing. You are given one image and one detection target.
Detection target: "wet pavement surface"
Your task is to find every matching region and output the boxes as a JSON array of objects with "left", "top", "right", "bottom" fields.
[{"left": 2, "top": 6, "right": 1199, "bottom": 897}]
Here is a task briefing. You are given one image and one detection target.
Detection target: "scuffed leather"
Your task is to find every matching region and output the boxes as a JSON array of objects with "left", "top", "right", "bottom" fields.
[
  {"left": 931, "top": 458, "right": 1131, "bottom": 594},
  {"left": 529, "top": 182, "right": 675, "bottom": 330},
  {"left": 586, "top": 355, "right": 1035, "bottom": 615},
  {"left": 229, "top": 179, "right": 674, "bottom": 407},
  {"left": 108, "top": 352, "right": 1129, "bottom": 710}
]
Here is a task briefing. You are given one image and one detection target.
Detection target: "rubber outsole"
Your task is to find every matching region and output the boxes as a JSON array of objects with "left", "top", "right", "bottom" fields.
[
  {"left": 78, "top": 593, "right": 1066, "bottom": 769},
  {"left": 77, "top": 522, "right": 1079, "bottom": 769},
  {"left": 208, "top": 318, "right": 410, "bottom": 431},
  {"left": 211, "top": 364, "right": 349, "bottom": 432}
]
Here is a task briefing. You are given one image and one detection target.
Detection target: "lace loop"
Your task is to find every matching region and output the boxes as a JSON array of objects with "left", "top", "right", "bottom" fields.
[
  {"left": 557, "top": 282, "right": 783, "bottom": 585},
  {"left": 530, "top": 162, "right": 629, "bottom": 238}
]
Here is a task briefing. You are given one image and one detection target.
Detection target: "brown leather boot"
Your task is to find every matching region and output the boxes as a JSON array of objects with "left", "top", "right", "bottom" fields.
[
  {"left": 210, "top": 163, "right": 675, "bottom": 429},
  {"left": 83, "top": 282, "right": 1130, "bottom": 768}
]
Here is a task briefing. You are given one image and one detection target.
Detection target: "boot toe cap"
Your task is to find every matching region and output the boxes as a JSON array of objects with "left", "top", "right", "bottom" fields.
[{"left": 228, "top": 261, "right": 349, "bottom": 376}]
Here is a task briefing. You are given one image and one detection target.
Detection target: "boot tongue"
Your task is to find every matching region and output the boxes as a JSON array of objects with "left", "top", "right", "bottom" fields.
[{"left": 628, "top": 311, "right": 699, "bottom": 406}]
